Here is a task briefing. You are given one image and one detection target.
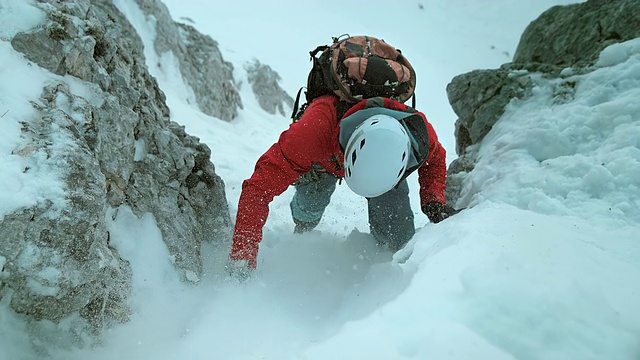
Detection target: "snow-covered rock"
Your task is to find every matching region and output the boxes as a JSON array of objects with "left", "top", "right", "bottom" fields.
[
  {"left": 446, "top": 0, "right": 640, "bottom": 206},
  {"left": 1, "top": 0, "right": 231, "bottom": 333},
  {"left": 134, "top": 0, "right": 243, "bottom": 121},
  {"left": 245, "top": 59, "right": 294, "bottom": 117}
]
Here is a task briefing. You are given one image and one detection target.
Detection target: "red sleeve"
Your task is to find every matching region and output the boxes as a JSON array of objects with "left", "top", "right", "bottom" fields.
[
  {"left": 418, "top": 119, "right": 448, "bottom": 207},
  {"left": 230, "top": 96, "right": 338, "bottom": 267}
]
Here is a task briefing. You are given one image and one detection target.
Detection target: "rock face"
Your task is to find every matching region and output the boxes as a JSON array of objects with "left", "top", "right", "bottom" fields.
[
  {"left": 3, "top": 0, "right": 232, "bottom": 334},
  {"left": 1, "top": 82, "right": 133, "bottom": 330},
  {"left": 245, "top": 59, "right": 294, "bottom": 117},
  {"left": 513, "top": 0, "right": 640, "bottom": 67},
  {"left": 134, "top": 0, "right": 243, "bottom": 121},
  {"left": 446, "top": 0, "right": 640, "bottom": 206}
]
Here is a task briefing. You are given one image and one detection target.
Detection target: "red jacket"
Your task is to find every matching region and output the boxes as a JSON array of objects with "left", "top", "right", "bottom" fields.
[{"left": 230, "top": 95, "right": 448, "bottom": 267}]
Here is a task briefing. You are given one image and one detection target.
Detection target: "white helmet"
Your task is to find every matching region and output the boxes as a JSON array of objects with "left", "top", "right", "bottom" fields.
[{"left": 343, "top": 114, "right": 411, "bottom": 198}]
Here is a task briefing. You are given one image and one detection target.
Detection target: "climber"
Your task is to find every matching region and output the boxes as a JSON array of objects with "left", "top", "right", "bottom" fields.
[{"left": 226, "top": 95, "right": 457, "bottom": 280}]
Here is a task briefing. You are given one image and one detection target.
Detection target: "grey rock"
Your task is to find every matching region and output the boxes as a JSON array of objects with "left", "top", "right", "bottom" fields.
[
  {"left": 1, "top": 83, "right": 132, "bottom": 332},
  {"left": 4, "top": 0, "right": 232, "bottom": 339},
  {"left": 514, "top": 0, "right": 640, "bottom": 67},
  {"left": 446, "top": 68, "right": 533, "bottom": 156},
  {"left": 445, "top": 150, "right": 478, "bottom": 208},
  {"left": 245, "top": 59, "right": 294, "bottom": 117},
  {"left": 134, "top": 0, "right": 242, "bottom": 121}
]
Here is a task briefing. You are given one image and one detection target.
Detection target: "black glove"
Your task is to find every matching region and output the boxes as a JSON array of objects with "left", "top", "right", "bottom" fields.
[{"left": 422, "top": 202, "right": 459, "bottom": 224}]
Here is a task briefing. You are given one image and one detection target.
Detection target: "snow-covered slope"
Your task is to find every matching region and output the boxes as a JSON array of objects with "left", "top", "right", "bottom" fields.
[{"left": 2, "top": 1, "right": 639, "bottom": 359}]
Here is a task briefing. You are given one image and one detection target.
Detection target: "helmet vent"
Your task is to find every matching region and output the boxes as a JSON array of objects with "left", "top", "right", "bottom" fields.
[
  {"left": 360, "top": 139, "right": 366, "bottom": 149},
  {"left": 370, "top": 121, "right": 379, "bottom": 126},
  {"left": 347, "top": 167, "right": 352, "bottom": 177},
  {"left": 398, "top": 166, "right": 406, "bottom": 178},
  {"left": 402, "top": 152, "right": 406, "bottom": 161},
  {"left": 351, "top": 151, "right": 357, "bottom": 165}
]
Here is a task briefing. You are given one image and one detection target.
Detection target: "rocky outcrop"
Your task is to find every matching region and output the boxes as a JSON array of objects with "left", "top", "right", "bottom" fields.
[
  {"left": 245, "top": 59, "right": 294, "bottom": 117},
  {"left": 446, "top": 68, "right": 533, "bottom": 157},
  {"left": 513, "top": 0, "right": 640, "bottom": 67},
  {"left": 446, "top": 0, "right": 640, "bottom": 206},
  {"left": 3, "top": 0, "right": 231, "bottom": 334},
  {"left": 133, "top": 0, "right": 242, "bottom": 121},
  {"left": 1, "top": 83, "right": 133, "bottom": 330}
]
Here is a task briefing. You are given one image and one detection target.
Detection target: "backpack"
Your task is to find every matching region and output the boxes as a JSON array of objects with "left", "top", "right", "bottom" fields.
[{"left": 291, "top": 34, "right": 417, "bottom": 122}]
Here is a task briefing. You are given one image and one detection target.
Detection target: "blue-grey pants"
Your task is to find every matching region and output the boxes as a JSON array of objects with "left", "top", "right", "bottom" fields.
[{"left": 290, "top": 166, "right": 415, "bottom": 251}]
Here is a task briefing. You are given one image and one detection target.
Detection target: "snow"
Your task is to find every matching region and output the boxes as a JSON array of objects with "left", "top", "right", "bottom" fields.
[
  {"left": 0, "top": 0, "right": 45, "bottom": 40},
  {"left": 597, "top": 38, "right": 640, "bottom": 67},
  {"left": 0, "top": 38, "right": 68, "bottom": 220},
  {"left": 2, "top": 0, "right": 640, "bottom": 360},
  {"left": 106, "top": 206, "right": 183, "bottom": 295},
  {"left": 302, "top": 203, "right": 640, "bottom": 359}
]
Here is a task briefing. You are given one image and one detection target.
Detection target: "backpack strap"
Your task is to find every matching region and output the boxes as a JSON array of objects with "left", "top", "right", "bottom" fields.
[
  {"left": 336, "top": 100, "right": 352, "bottom": 120},
  {"left": 310, "top": 45, "right": 329, "bottom": 58},
  {"left": 291, "top": 87, "right": 305, "bottom": 121},
  {"left": 291, "top": 44, "right": 337, "bottom": 122}
]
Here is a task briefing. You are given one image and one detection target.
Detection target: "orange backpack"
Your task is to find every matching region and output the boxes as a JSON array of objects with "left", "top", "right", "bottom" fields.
[{"left": 292, "top": 34, "right": 417, "bottom": 121}]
